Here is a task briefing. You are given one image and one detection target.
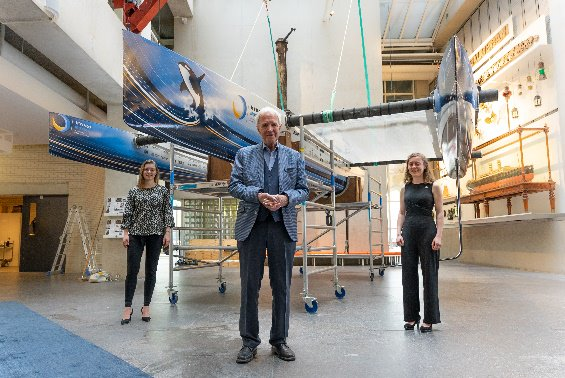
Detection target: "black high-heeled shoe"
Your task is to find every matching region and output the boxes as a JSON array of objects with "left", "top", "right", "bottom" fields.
[
  {"left": 121, "top": 309, "right": 133, "bottom": 325},
  {"left": 141, "top": 307, "right": 151, "bottom": 322},
  {"left": 404, "top": 320, "right": 420, "bottom": 330},
  {"left": 420, "top": 323, "right": 433, "bottom": 333}
]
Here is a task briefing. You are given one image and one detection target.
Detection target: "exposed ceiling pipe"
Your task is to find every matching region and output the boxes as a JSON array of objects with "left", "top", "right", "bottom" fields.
[{"left": 382, "top": 52, "right": 444, "bottom": 61}]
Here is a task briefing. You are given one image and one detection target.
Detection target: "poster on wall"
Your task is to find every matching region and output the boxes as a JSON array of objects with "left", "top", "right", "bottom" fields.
[
  {"left": 103, "top": 219, "right": 124, "bottom": 239},
  {"left": 105, "top": 197, "right": 126, "bottom": 216}
]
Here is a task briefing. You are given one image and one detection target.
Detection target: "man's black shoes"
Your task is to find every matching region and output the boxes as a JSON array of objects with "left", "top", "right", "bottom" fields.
[
  {"left": 236, "top": 344, "right": 296, "bottom": 363},
  {"left": 236, "top": 346, "right": 257, "bottom": 364},
  {"left": 271, "top": 343, "right": 296, "bottom": 361}
]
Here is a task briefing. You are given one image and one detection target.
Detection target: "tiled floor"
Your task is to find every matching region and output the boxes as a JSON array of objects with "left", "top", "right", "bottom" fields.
[{"left": 1, "top": 257, "right": 565, "bottom": 377}]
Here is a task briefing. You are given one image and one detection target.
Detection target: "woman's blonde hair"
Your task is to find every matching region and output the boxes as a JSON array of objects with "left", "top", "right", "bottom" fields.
[
  {"left": 403, "top": 152, "right": 435, "bottom": 184},
  {"left": 137, "top": 159, "right": 160, "bottom": 187}
]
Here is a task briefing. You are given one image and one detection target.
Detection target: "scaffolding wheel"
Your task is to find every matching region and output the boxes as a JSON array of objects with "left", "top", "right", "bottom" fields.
[
  {"left": 370, "top": 272, "right": 374, "bottom": 281},
  {"left": 379, "top": 268, "right": 385, "bottom": 276},
  {"left": 335, "top": 286, "right": 346, "bottom": 299},
  {"left": 219, "top": 282, "right": 227, "bottom": 293},
  {"left": 168, "top": 291, "right": 178, "bottom": 304},
  {"left": 305, "top": 300, "right": 318, "bottom": 314}
]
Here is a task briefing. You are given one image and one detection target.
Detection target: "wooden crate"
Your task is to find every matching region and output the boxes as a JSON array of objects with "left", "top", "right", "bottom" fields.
[
  {"left": 207, "top": 156, "right": 232, "bottom": 181},
  {"left": 188, "top": 239, "right": 238, "bottom": 261}
]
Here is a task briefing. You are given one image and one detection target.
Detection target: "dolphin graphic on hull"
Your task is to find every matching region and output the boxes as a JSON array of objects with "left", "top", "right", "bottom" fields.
[{"left": 178, "top": 62, "right": 205, "bottom": 111}]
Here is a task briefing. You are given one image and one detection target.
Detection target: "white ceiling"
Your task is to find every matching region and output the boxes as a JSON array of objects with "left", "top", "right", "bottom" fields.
[
  {"left": 0, "top": 84, "right": 49, "bottom": 145},
  {"left": 380, "top": 0, "right": 449, "bottom": 43}
]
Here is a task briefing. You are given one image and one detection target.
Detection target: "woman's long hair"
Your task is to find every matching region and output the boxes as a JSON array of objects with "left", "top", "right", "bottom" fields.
[
  {"left": 137, "top": 159, "right": 160, "bottom": 188},
  {"left": 403, "top": 152, "right": 435, "bottom": 184}
]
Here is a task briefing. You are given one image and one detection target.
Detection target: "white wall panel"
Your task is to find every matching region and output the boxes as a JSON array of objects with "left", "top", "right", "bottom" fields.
[
  {"left": 462, "top": 18, "right": 472, "bottom": 52},
  {"left": 175, "top": 0, "right": 382, "bottom": 113},
  {"left": 469, "top": 8, "right": 481, "bottom": 51},
  {"left": 486, "top": 0, "right": 500, "bottom": 37},
  {"left": 498, "top": 0, "right": 511, "bottom": 27},
  {"left": 509, "top": 0, "right": 524, "bottom": 34},
  {"left": 538, "top": 0, "right": 549, "bottom": 14},
  {"left": 458, "top": 0, "right": 553, "bottom": 55},
  {"left": 524, "top": 0, "right": 539, "bottom": 28},
  {"left": 477, "top": 2, "right": 489, "bottom": 44}
]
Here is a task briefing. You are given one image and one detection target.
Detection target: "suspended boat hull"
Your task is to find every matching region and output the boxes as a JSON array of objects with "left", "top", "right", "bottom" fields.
[
  {"left": 122, "top": 31, "right": 347, "bottom": 192},
  {"left": 48, "top": 113, "right": 207, "bottom": 183}
]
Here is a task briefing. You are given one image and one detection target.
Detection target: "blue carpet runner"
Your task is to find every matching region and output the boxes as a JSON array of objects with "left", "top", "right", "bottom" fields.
[{"left": 0, "top": 301, "right": 149, "bottom": 377}]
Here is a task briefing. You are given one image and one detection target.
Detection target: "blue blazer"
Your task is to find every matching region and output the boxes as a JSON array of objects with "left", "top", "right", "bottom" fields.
[{"left": 229, "top": 143, "right": 309, "bottom": 242}]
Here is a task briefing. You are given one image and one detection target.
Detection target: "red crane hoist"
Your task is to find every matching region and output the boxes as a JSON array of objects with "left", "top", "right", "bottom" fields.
[{"left": 113, "top": 0, "right": 168, "bottom": 34}]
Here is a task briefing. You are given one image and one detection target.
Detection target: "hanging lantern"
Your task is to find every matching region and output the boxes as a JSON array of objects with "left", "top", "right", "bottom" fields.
[
  {"left": 538, "top": 60, "right": 547, "bottom": 80},
  {"left": 511, "top": 107, "right": 519, "bottom": 118},
  {"left": 527, "top": 75, "right": 533, "bottom": 90},
  {"left": 534, "top": 94, "right": 542, "bottom": 107},
  {"left": 517, "top": 83, "right": 523, "bottom": 95},
  {"left": 502, "top": 85, "right": 512, "bottom": 100}
]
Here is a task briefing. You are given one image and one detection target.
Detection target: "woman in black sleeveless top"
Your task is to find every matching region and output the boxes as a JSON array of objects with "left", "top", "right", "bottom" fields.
[{"left": 396, "top": 153, "right": 444, "bottom": 332}]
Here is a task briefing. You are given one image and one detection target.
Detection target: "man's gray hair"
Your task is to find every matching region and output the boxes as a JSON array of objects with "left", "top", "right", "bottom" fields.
[{"left": 256, "top": 106, "right": 282, "bottom": 126}]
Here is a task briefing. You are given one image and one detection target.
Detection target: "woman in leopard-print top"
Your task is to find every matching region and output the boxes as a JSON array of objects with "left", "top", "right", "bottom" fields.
[{"left": 120, "top": 159, "right": 174, "bottom": 325}]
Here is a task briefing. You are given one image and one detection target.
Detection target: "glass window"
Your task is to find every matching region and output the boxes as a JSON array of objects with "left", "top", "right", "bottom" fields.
[{"left": 382, "top": 80, "right": 415, "bottom": 103}]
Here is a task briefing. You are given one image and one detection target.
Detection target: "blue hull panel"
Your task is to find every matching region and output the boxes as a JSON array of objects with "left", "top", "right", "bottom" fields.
[
  {"left": 49, "top": 113, "right": 207, "bottom": 183},
  {"left": 122, "top": 31, "right": 347, "bottom": 192}
]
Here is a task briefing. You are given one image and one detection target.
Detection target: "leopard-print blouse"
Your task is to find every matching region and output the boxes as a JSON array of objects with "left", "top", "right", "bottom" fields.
[{"left": 121, "top": 185, "right": 174, "bottom": 235}]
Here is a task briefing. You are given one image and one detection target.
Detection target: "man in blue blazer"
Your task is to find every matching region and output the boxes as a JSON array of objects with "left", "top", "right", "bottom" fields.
[{"left": 229, "top": 106, "right": 308, "bottom": 363}]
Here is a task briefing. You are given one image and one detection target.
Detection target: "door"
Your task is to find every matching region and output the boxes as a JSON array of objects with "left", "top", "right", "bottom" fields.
[{"left": 20, "top": 195, "right": 68, "bottom": 272}]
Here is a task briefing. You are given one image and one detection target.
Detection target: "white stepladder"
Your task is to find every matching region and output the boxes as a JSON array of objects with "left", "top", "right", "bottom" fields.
[
  {"left": 49, "top": 205, "right": 100, "bottom": 278},
  {"left": 367, "top": 175, "right": 386, "bottom": 280},
  {"left": 298, "top": 117, "right": 344, "bottom": 314}
]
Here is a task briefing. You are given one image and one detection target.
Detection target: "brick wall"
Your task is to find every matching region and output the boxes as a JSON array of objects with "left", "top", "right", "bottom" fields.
[{"left": 0, "top": 145, "right": 105, "bottom": 273}]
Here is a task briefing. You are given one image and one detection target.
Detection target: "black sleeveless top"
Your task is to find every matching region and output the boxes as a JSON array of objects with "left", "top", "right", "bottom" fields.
[{"left": 404, "top": 182, "right": 434, "bottom": 218}]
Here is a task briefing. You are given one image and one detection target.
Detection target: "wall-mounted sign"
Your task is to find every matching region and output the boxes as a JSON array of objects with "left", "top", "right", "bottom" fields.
[
  {"left": 476, "top": 35, "right": 539, "bottom": 85},
  {"left": 105, "top": 197, "right": 126, "bottom": 216},
  {"left": 474, "top": 15, "right": 548, "bottom": 86},
  {"left": 103, "top": 219, "right": 124, "bottom": 239},
  {"left": 470, "top": 16, "right": 514, "bottom": 71}
]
